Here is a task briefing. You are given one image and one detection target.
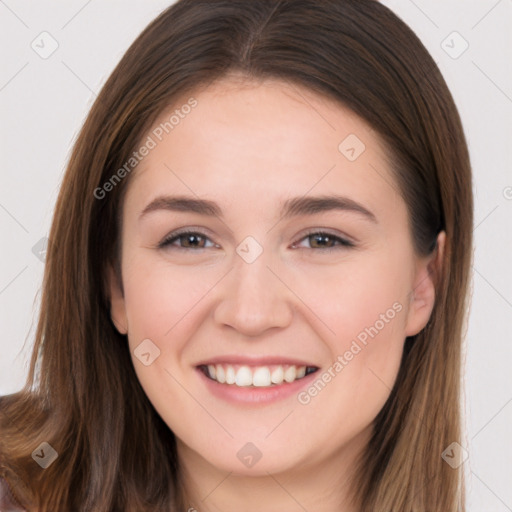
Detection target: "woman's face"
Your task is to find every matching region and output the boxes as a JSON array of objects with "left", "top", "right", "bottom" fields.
[{"left": 109, "top": 75, "right": 440, "bottom": 479}]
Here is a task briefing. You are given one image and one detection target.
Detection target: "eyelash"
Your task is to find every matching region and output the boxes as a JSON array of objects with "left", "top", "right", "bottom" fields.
[{"left": 158, "top": 229, "right": 355, "bottom": 252}]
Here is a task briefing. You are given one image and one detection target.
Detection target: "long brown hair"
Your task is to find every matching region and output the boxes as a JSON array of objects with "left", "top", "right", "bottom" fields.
[{"left": 0, "top": 1, "right": 473, "bottom": 510}]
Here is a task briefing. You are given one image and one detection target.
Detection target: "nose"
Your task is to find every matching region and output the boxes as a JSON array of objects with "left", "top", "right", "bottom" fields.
[{"left": 213, "top": 249, "right": 294, "bottom": 337}]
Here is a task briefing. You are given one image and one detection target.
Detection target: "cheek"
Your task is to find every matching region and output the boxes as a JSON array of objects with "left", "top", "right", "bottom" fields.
[
  {"left": 292, "top": 251, "right": 410, "bottom": 347},
  {"left": 291, "top": 255, "right": 409, "bottom": 431},
  {"left": 121, "top": 256, "right": 224, "bottom": 347},
  {"left": 120, "top": 258, "right": 226, "bottom": 434}
]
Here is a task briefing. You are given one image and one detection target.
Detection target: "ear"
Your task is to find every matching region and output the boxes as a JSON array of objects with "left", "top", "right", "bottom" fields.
[
  {"left": 107, "top": 264, "right": 129, "bottom": 335},
  {"left": 405, "top": 231, "right": 446, "bottom": 337}
]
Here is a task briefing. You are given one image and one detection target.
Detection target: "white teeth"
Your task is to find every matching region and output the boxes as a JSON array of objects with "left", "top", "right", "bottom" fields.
[
  {"left": 215, "top": 364, "right": 226, "bottom": 384},
  {"left": 225, "top": 365, "right": 236, "bottom": 384},
  {"left": 270, "top": 366, "right": 284, "bottom": 385},
  {"left": 284, "top": 366, "right": 297, "bottom": 383},
  {"left": 252, "top": 367, "right": 271, "bottom": 387},
  {"left": 205, "top": 364, "right": 313, "bottom": 387},
  {"left": 235, "top": 366, "right": 253, "bottom": 387}
]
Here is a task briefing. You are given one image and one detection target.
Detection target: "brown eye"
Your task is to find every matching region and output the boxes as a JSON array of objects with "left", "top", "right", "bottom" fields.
[
  {"left": 308, "top": 233, "right": 337, "bottom": 249},
  {"left": 177, "top": 233, "right": 207, "bottom": 248},
  {"left": 159, "top": 231, "right": 216, "bottom": 250},
  {"left": 294, "top": 231, "right": 354, "bottom": 251}
]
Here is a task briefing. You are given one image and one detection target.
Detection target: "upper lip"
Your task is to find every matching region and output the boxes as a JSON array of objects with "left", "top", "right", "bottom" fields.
[{"left": 195, "top": 355, "right": 319, "bottom": 367}]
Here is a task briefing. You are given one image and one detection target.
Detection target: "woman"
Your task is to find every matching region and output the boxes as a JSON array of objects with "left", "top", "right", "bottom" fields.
[{"left": 0, "top": 0, "right": 473, "bottom": 510}]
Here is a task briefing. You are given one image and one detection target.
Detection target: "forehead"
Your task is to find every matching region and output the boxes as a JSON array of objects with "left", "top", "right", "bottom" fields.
[{"left": 124, "top": 76, "right": 401, "bottom": 221}]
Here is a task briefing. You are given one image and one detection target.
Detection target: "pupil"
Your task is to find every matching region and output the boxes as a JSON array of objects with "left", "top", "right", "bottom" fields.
[
  {"left": 185, "top": 234, "right": 202, "bottom": 247},
  {"left": 313, "top": 234, "right": 332, "bottom": 248}
]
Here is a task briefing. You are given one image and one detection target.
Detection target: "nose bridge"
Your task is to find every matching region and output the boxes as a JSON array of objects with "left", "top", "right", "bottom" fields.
[{"left": 213, "top": 240, "right": 294, "bottom": 335}]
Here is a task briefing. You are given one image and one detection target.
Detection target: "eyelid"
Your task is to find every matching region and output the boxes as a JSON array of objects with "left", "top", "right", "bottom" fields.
[
  {"left": 158, "top": 227, "right": 217, "bottom": 250},
  {"left": 291, "top": 228, "right": 355, "bottom": 250},
  {"left": 296, "top": 228, "right": 355, "bottom": 243}
]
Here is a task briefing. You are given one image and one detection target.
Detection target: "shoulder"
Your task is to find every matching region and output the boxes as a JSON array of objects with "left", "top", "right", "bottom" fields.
[{"left": 0, "top": 476, "right": 27, "bottom": 511}]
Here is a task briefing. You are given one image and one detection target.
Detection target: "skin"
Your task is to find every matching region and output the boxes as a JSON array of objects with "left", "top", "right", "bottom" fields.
[{"left": 109, "top": 73, "right": 445, "bottom": 512}]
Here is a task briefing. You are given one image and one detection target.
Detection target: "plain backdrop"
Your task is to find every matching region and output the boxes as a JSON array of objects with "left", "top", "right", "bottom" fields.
[{"left": 0, "top": 1, "right": 511, "bottom": 510}]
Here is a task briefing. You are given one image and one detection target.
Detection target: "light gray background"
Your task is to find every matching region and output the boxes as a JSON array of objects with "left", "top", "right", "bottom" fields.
[{"left": 1, "top": 1, "right": 511, "bottom": 510}]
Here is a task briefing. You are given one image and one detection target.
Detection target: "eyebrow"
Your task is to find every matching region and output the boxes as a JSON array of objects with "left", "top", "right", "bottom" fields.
[{"left": 139, "top": 194, "right": 378, "bottom": 223}]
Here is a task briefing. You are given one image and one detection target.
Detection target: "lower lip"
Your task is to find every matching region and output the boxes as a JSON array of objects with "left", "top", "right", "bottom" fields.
[{"left": 196, "top": 367, "right": 318, "bottom": 405}]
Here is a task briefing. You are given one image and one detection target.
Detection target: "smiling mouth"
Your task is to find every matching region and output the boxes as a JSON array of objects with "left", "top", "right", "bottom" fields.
[{"left": 198, "top": 363, "right": 319, "bottom": 387}]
